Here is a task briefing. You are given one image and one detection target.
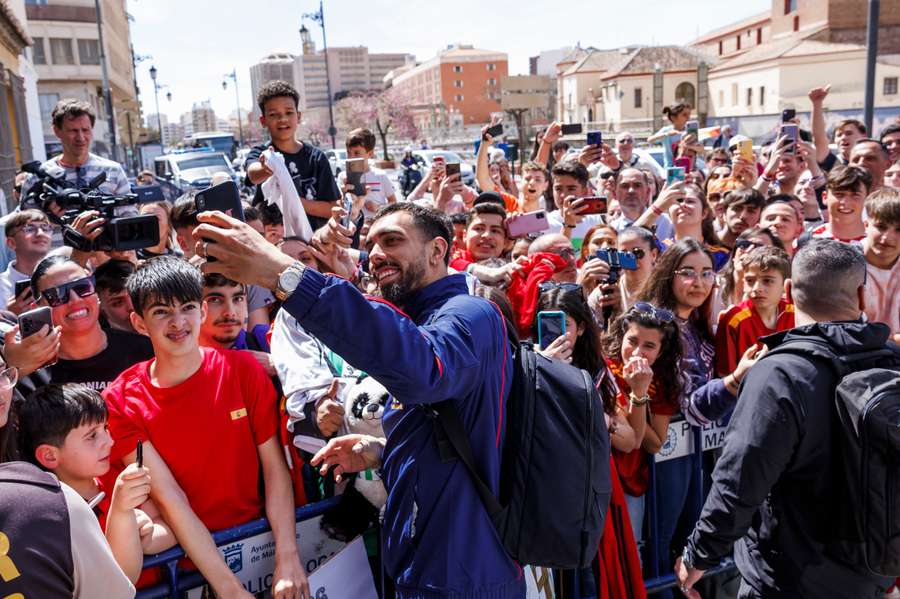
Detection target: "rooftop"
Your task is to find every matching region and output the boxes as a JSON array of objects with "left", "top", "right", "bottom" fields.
[{"left": 689, "top": 10, "right": 771, "bottom": 45}]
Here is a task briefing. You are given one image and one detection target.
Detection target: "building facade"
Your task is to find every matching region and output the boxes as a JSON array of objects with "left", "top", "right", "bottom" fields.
[
  {"left": 388, "top": 44, "right": 508, "bottom": 133},
  {"left": 25, "top": 0, "right": 137, "bottom": 160},
  {"left": 0, "top": 0, "right": 34, "bottom": 209},
  {"left": 191, "top": 100, "right": 216, "bottom": 133},
  {"left": 249, "top": 51, "right": 294, "bottom": 118}
]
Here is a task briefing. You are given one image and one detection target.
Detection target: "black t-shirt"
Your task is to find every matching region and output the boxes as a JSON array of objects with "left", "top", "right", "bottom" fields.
[
  {"left": 49, "top": 329, "right": 154, "bottom": 391},
  {"left": 245, "top": 142, "right": 341, "bottom": 231}
]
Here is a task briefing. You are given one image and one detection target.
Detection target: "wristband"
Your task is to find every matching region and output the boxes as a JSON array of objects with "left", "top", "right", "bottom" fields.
[
  {"left": 629, "top": 392, "right": 650, "bottom": 407},
  {"left": 651, "top": 204, "right": 664, "bottom": 216},
  {"left": 564, "top": 224, "right": 576, "bottom": 229},
  {"left": 761, "top": 173, "right": 775, "bottom": 183}
]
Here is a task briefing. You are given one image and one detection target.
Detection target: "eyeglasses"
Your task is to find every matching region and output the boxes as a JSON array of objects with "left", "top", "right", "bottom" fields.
[
  {"left": 0, "top": 367, "right": 18, "bottom": 390},
  {"left": 556, "top": 247, "right": 576, "bottom": 261},
  {"left": 38, "top": 275, "right": 96, "bottom": 307},
  {"left": 19, "top": 223, "right": 53, "bottom": 236},
  {"left": 674, "top": 269, "right": 717, "bottom": 283},
  {"left": 618, "top": 138, "right": 634, "bottom": 145},
  {"left": 734, "top": 239, "right": 765, "bottom": 251},
  {"left": 628, "top": 247, "right": 646, "bottom": 260},
  {"left": 539, "top": 281, "right": 582, "bottom": 294},
  {"left": 630, "top": 301, "right": 675, "bottom": 323}
]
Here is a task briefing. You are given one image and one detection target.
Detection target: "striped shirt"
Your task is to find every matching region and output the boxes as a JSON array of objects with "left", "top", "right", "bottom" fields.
[{"left": 22, "top": 153, "right": 130, "bottom": 198}]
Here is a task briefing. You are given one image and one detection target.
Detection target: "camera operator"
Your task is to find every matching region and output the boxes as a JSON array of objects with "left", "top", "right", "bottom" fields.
[{"left": 21, "top": 100, "right": 129, "bottom": 199}]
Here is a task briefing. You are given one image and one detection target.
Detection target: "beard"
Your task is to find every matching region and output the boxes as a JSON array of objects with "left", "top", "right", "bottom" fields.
[{"left": 379, "top": 257, "right": 427, "bottom": 307}]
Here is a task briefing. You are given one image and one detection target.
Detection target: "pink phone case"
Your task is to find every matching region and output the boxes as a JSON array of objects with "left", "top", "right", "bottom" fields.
[{"left": 506, "top": 211, "right": 549, "bottom": 237}]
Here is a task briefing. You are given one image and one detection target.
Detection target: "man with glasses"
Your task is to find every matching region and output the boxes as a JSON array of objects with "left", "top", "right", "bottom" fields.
[
  {"left": 0, "top": 210, "right": 53, "bottom": 314},
  {"left": 595, "top": 132, "right": 657, "bottom": 180},
  {"left": 21, "top": 99, "right": 130, "bottom": 199},
  {"left": 2, "top": 256, "right": 152, "bottom": 392}
]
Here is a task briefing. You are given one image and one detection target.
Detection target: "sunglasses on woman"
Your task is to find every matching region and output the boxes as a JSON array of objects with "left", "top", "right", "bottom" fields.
[
  {"left": 38, "top": 276, "right": 97, "bottom": 307},
  {"left": 630, "top": 301, "right": 675, "bottom": 323},
  {"left": 539, "top": 281, "right": 582, "bottom": 294},
  {"left": 734, "top": 239, "right": 765, "bottom": 251}
]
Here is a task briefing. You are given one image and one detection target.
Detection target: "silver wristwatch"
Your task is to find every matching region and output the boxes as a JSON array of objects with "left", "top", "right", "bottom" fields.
[{"left": 274, "top": 261, "right": 306, "bottom": 301}]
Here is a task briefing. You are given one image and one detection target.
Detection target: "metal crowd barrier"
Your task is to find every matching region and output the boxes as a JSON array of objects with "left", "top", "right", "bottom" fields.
[
  {"left": 135, "top": 496, "right": 341, "bottom": 599},
  {"left": 135, "top": 420, "right": 736, "bottom": 599}
]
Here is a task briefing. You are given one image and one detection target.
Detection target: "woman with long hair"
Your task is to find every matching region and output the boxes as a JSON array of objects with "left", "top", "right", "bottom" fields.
[
  {"left": 533, "top": 285, "right": 644, "bottom": 599},
  {"left": 617, "top": 227, "right": 659, "bottom": 312},
  {"left": 664, "top": 184, "right": 730, "bottom": 270}
]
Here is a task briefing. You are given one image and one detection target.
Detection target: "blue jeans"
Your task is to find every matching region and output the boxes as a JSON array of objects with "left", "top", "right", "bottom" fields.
[
  {"left": 652, "top": 457, "right": 693, "bottom": 599},
  {"left": 624, "top": 493, "right": 644, "bottom": 566}
]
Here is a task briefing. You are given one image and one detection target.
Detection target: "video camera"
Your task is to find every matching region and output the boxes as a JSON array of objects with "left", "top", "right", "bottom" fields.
[{"left": 19, "top": 161, "right": 159, "bottom": 252}]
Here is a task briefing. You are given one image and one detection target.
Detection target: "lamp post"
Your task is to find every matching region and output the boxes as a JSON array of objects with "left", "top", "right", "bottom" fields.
[
  {"left": 148, "top": 65, "right": 170, "bottom": 147},
  {"left": 94, "top": 0, "right": 117, "bottom": 162},
  {"left": 303, "top": 0, "right": 337, "bottom": 149},
  {"left": 222, "top": 69, "right": 245, "bottom": 148}
]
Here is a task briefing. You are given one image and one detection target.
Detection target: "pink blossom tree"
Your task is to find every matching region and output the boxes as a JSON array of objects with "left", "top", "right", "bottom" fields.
[{"left": 337, "top": 89, "right": 419, "bottom": 160}]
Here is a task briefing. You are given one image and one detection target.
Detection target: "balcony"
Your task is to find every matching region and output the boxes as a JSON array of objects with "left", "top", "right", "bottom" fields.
[{"left": 26, "top": 4, "right": 97, "bottom": 22}]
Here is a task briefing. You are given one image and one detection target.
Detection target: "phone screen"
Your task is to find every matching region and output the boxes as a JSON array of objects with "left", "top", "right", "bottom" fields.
[
  {"left": 667, "top": 167, "right": 686, "bottom": 185},
  {"left": 538, "top": 311, "right": 566, "bottom": 350},
  {"left": 586, "top": 131, "right": 602, "bottom": 146},
  {"left": 445, "top": 163, "right": 461, "bottom": 178},
  {"left": 485, "top": 124, "right": 503, "bottom": 138}
]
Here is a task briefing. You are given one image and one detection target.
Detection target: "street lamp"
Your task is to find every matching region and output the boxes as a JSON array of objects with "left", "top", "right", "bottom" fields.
[
  {"left": 303, "top": 0, "right": 337, "bottom": 149},
  {"left": 94, "top": 0, "right": 117, "bottom": 162},
  {"left": 148, "top": 65, "right": 170, "bottom": 147},
  {"left": 222, "top": 69, "right": 245, "bottom": 148}
]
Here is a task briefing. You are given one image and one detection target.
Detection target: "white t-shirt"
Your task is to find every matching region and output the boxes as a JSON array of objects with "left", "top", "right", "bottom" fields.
[
  {"left": 546, "top": 211, "right": 606, "bottom": 248},
  {"left": 0, "top": 261, "right": 31, "bottom": 309},
  {"left": 339, "top": 168, "right": 395, "bottom": 217}
]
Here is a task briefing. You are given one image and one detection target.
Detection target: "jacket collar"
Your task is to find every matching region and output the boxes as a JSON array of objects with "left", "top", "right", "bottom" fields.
[{"left": 402, "top": 274, "right": 469, "bottom": 324}]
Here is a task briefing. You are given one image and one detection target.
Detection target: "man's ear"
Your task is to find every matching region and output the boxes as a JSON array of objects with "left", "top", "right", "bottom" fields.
[
  {"left": 432, "top": 237, "right": 449, "bottom": 266},
  {"left": 130, "top": 310, "right": 149, "bottom": 336},
  {"left": 784, "top": 278, "right": 793, "bottom": 304},
  {"left": 5, "top": 236, "right": 15, "bottom": 252},
  {"left": 200, "top": 300, "right": 208, "bottom": 324},
  {"left": 34, "top": 444, "right": 60, "bottom": 471}
]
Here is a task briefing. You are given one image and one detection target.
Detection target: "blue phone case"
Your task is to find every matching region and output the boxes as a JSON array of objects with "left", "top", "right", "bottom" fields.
[{"left": 537, "top": 311, "right": 567, "bottom": 350}]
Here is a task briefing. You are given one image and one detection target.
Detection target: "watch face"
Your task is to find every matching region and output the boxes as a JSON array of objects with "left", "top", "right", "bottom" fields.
[{"left": 279, "top": 269, "right": 302, "bottom": 291}]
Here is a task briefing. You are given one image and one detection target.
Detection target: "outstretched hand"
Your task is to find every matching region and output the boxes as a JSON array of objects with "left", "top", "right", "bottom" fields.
[{"left": 310, "top": 434, "right": 385, "bottom": 483}]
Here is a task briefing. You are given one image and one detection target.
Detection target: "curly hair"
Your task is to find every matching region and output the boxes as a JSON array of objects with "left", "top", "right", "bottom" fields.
[{"left": 257, "top": 80, "right": 300, "bottom": 113}]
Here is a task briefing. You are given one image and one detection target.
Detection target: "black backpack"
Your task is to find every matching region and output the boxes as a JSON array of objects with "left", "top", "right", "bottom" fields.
[
  {"left": 432, "top": 342, "right": 611, "bottom": 569},
  {"left": 767, "top": 337, "right": 900, "bottom": 577}
]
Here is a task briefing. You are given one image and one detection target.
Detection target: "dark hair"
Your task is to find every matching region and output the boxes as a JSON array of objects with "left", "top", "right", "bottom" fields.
[
  {"left": 719, "top": 227, "right": 783, "bottom": 305},
  {"left": 534, "top": 288, "right": 618, "bottom": 414},
  {"left": 243, "top": 205, "right": 260, "bottom": 222},
  {"left": 466, "top": 202, "right": 507, "bottom": 228},
  {"left": 721, "top": 187, "right": 765, "bottom": 212},
  {"left": 4, "top": 208, "right": 49, "bottom": 237},
  {"left": 473, "top": 286, "right": 517, "bottom": 344},
  {"left": 127, "top": 255, "right": 202, "bottom": 316},
  {"left": 19, "top": 384, "right": 107, "bottom": 468},
  {"left": 257, "top": 80, "right": 300, "bottom": 113},
  {"left": 31, "top": 255, "right": 86, "bottom": 299},
  {"left": 171, "top": 195, "right": 199, "bottom": 230},
  {"left": 602, "top": 306, "right": 684, "bottom": 404},
  {"left": 521, "top": 161, "right": 549, "bottom": 179},
  {"left": 372, "top": 203, "right": 453, "bottom": 266},
  {"left": 792, "top": 239, "right": 866, "bottom": 319},
  {"left": 346, "top": 128, "right": 376, "bottom": 152},
  {"left": 259, "top": 203, "right": 284, "bottom": 227},
  {"left": 618, "top": 226, "right": 657, "bottom": 250},
  {"left": 551, "top": 160, "right": 590, "bottom": 187},
  {"left": 662, "top": 103, "right": 690, "bottom": 122},
  {"left": 449, "top": 213, "right": 468, "bottom": 226},
  {"left": 51, "top": 98, "right": 96, "bottom": 129},
  {"left": 742, "top": 245, "right": 791, "bottom": 280},
  {"left": 834, "top": 118, "right": 866, "bottom": 138},
  {"left": 638, "top": 238, "right": 715, "bottom": 343},
  {"left": 827, "top": 164, "right": 872, "bottom": 195},
  {"left": 866, "top": 187, "right": 900, "bottom": 226},
  {"left": 879, "top": 122, "right": 900, "bottom": 142},
  {"left": 551, "top": 141, "right": 569, "bottom": 153},
  {"left": 683, "top": 184, "right": 723, "bottom": 247},
  {"left": 580, "top": 224, "right": 617, "bottom": 262},
  {"left": 94, "top": 259, "right": 135, "bottom": 294},
  {"left": 203, "top": 272, "right": 242, "bottom": 291},
  {"left": 852, "top": 137, "right": 890, "bottom": 159}
]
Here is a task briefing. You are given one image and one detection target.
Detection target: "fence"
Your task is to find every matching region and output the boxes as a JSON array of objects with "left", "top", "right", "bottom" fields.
[{"left": 135, "top": 418, "right": 736, "bottom": 598}]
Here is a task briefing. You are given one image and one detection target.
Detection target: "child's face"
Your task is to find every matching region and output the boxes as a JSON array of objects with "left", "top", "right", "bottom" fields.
[
  {"left": 743, "top": 265, "right": 784, "bottom": 310},
  {"left": 260, "top": 96, "right": 299, "bottom": 143},
  {"left": 621, "top": 322, "right": 663, "bottom": 366},
  {"left": 347, "top": 145, "right": 372, "bottom": 163},
  {"left": 552, "top": 175, "right": 588, "bottom": 208},
  {"left": 132, "top": 297, "right": 205, "bottom": 360},
  {"left": 865, "top": 219, "right": 900, "bottom": 265},
  {"left": 522, "top": 169, "right": 548, "bottom": 200},
  {"left": 826, "top": 185, "right": 867, "bottom": 223},
  {"left": 264, "top": 223, "right": 284, "bottom": 245},
  {"left": 51, "top": 420, "right": 113, "bottom": 481}
]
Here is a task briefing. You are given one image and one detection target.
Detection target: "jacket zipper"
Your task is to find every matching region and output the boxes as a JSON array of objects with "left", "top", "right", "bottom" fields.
[{"left": 581, "top": 371, "right": 594, "bottom": 566}]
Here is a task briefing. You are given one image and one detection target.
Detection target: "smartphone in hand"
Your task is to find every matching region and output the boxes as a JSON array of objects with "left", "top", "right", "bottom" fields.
[
  {"left": 18, "top": 306, "right": 52, "bottom": 338},
  {"left": 560, "top": 123, "right": 583, "bottom": 135},
  {"left": 506, "top": 210, "right": 549, "bottom": 237},
  {"left": 537, "top": 311, "right": 566, "bottom": 350},
  {"left": 586, "top": 131, "right": 602, "bottom": 147},
  {"left": 345, "top": 158, "right": 367, "bottom": 196},
  {"left": 485, "top": 123, "right": 504, "bottom": 138},
  {"left": 445, "top": 163, "right": 461, "bottom": 179}
]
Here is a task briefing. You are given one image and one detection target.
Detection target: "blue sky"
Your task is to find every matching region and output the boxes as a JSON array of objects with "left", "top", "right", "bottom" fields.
[{"left": 128, "top": 0, "right": 771, "bottom": 123}]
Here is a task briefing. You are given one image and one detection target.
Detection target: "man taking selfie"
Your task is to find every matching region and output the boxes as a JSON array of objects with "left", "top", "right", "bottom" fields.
[{"left": 192, "top": 203, "right": 524, "bottom": 598}]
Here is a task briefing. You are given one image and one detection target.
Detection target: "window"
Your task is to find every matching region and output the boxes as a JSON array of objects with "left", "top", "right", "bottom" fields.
[
  {"left": 731, "top": 83, "right": 738, "bottom": 106},
  {"left": 718, "top": 40, "right": 723, "bottom": 55},
  {"left": 760, "top": 86, "right": 766, "bottom": 106},
  {"left": 453, "top": 65, "right": 462, "bottom": 73},
  {"left": 736, "top": 35, "right": 741, "bottom": 51},
  {"left": 455, "top": 94, "right": 463, "bottom": 101},
  {"left": 746, "top": 87, "right": 753, "bottom": 106},
  {"left": 487, "top": 78, "right": 497, "bottom": 86},
  {"left": 50, "top": 38, "right": 74, "bottom": 65},
  {"left": 454, "top": 80, "right": 463, "bottom": 88},
  {"left": 757, "top": 28, "right": 763, "bottom": 44},
  {"left": 784, "top": 0, "right": 797, "bottom": 13},
  {"left": 39, "top": 93, "right": 59, "bottom": 123},
  {"left": 25, "top": 0, "right": 48, "bottom": 4},
  {"left": 675, "top": 82, "right": 695, "bottom": 106},
  {"left": 77, "top": 39, "right": 100, "bottom": 65},
  {"left": 487, "top": 63, "right": 496, "bottom": 71},
  {"left": 32, "top": 37, "right": 46, "bottom": 64},
  {"left": 885, "top": 77, "right": 899, "bottom": 95},
  {"left": 793, "top": 16, "right": 799, "bottom": 31},
  {"left": 634, "top": 87, "right": 642, "bottom": 108}
]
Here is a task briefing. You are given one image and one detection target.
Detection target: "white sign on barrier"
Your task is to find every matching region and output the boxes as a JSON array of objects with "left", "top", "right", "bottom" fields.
[
  {"left": 525, "top": 564, "right": 556, "bottom": 598},
  {"left": 655, "top": 419, "right": 729, "bottom": 463},
  {"left": 186, "top": 515, "right": 347, "bottom": 598},
  {"left": 307, "top": 536, "right": 378, "bottom": 599}
]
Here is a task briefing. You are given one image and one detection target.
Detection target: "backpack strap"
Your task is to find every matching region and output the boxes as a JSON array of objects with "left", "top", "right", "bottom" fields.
[{"left": 432, "top": 400, "right": 503, "bottom": 518}]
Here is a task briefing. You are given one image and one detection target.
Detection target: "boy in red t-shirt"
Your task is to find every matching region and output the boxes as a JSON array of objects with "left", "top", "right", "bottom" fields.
[
  {"left": 103, "top": 256, "right": 308, "bottom": 599},
  {"left": 716, "top": 246, "right": 795, "bottom": 376},
  {"left": 18, "top": 383, "right": 173, "bottom": 584}
]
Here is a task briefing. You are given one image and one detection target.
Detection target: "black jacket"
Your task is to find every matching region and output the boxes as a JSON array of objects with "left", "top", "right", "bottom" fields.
[{"left": 685, "top": 320, "right": 894, "bottom": 598}]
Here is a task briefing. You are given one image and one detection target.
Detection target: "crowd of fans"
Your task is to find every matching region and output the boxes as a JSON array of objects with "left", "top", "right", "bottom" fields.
[{"left": 0, "top": 78, "right": 898, "bottom": 599}]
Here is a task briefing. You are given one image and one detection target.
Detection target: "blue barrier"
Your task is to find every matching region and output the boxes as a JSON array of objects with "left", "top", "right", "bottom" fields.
[{"left": 135, "top": 495, "right": 341, "bottom": 599}]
